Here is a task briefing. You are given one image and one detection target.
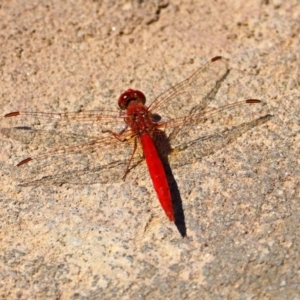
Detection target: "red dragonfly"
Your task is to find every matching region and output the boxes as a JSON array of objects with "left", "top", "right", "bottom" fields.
[{"left": 1, "top": 56, "right": 268, "bottom": 222}]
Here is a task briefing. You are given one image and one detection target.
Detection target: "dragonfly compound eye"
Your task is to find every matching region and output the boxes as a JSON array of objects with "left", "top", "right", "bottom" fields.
[{"left": 118, "top": 89, "right": 146, "bottom": 110}]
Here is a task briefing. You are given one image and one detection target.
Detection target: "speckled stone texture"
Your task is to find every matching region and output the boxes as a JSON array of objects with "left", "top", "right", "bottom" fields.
[{"left": 0, "top": 0, "right": 299, "bottom": 299}]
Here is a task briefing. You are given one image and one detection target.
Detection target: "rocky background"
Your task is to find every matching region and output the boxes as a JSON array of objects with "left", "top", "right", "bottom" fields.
[{"left": 0, "top": 0, "right": 299, "bottom": 299}]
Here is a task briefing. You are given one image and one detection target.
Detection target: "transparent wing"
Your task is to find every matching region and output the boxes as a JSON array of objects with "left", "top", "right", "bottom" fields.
[
  {"left": 162, "top": 99, "right": 267, "bottom": 145},
  {"left": 1, "top": 56, "right": 270, "bottom": 187},
  {"left": 0, "top": 109, "right": 144, "bottom": 186},
  {"left": 3, "top": 131, "right": 144, "bottom": 187},
  {"left": 148, "top": 56, "right": 229, "bottom": 119},
  {"left": 168, "top": 114, "right": 272, "bottom": 168},
  {"left": 146, "top": 56, "right": 269, "bottom": 156},
  {"left": 2, "top": 110, "right": 127, "bottom": 140}
]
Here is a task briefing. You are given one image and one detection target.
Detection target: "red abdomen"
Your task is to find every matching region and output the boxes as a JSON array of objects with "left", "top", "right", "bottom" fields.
[{"left": 140, "top": 133, "right": 174, "bottom": 222}]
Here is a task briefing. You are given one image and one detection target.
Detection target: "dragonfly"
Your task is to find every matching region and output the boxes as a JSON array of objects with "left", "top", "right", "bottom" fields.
[{"left": 1, "top": 56, "right": 269, "bottom": 222}]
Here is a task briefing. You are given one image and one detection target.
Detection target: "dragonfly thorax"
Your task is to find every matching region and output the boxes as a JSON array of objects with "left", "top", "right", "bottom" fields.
[{"left": 125, "top": 104, "right": 156, "bottom": 136}]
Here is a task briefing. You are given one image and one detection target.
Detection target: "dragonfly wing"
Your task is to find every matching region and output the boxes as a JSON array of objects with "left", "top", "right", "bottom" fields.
[
  {"left": 1, "top": 109, "right": 143, "bottom": 186},
  {"left": 149, "top": 56, "right": 269, "bottom": 153},
  {"left": 1, "top": 127, "right": 93, "bottom": 147},
  {"left": 149, "top": 56, "right": 229, "bottom": 120},
  {"left": 161, "top": 93, "right": 268, "bottom": 146},
  {"left": 1, "top": 110, "right": 127, "bottom": 140},
  {"left": 168, "top": 114, "right": 272, "bottom": 168},
  {"left": 3, "top": 130, "right": 144, "bottom": 186}
]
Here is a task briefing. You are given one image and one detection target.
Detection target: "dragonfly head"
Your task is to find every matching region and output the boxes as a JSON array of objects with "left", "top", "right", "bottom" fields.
[{"left": 118, "top": 89, "right": 146, "bottom": 110}]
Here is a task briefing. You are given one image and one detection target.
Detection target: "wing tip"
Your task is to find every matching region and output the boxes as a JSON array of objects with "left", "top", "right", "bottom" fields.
[
  {"left": 17, "top": 157, "right": 32, "bottom": 167},
  {"left": 5, "top": 112, "right": 20, "bottom": 118},
  {"left": 211, "top": 56, "right": 223, "bottom": 62},
  {"left": 246, "top": 99, "right": 261, "bottom": 104}
]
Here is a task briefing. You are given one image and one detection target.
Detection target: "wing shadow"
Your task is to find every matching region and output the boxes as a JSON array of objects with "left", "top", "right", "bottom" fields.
[{"left": 154, "top": 114, "right": 272, "bottom": 237}]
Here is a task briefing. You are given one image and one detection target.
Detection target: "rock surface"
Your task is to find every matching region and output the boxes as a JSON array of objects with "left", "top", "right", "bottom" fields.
[{"left": 0, "top": 0, "right": 299, "bottom": 299}]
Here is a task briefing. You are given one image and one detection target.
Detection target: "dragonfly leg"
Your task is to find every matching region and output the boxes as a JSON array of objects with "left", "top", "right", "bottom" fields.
[
  {"left": 102, "top": 127, "right": 137, "bottom": 180},
  {"left": 122, "top": 138, "right": 138, "bottom": 180},
  {"left": 102, "top": 127, "right": 129, "bottom": 142}
]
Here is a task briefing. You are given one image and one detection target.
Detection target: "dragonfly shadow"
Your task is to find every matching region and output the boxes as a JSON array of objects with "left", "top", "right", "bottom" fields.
[
  {"left": 189, "top": 68, "right": 230, "bottom": 115},
  {"left": 153, "top": 113, "right": 273, "bottom": 238},
  {"left": 172, "top": 67, "right": 231, "bottom": 236},
  {"left": 149, "top": 69, "right": 231, "bottom": 238},
  {"left": 164, "top": 162, "right": 187, "bottom": 237}
]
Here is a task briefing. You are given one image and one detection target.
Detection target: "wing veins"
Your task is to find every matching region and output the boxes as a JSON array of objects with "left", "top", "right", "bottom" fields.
[{"left": 148, "top": 56, "right": 228, "bottom": 112}]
